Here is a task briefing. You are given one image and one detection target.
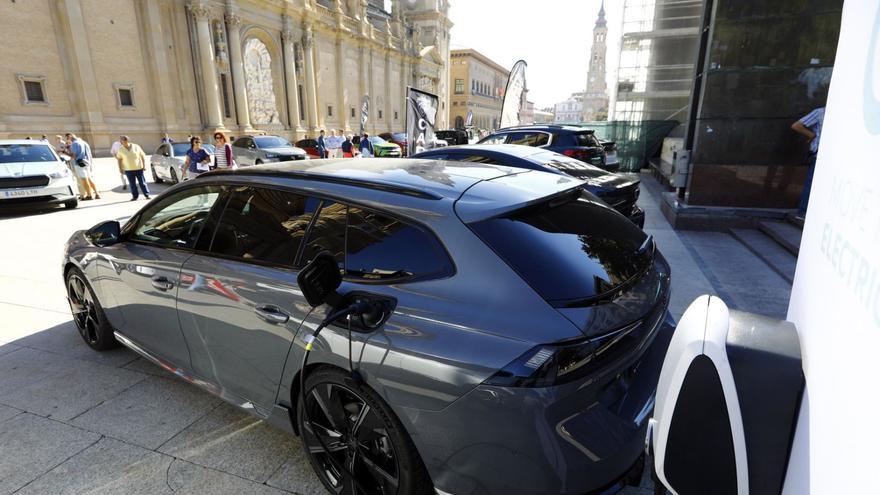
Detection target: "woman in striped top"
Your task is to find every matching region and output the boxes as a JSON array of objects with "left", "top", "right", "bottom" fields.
[{"left": 213, "top": 131, "right": 235, "bottom": 169}]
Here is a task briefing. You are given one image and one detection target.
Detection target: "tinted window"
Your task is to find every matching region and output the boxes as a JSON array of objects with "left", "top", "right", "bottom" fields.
[
  {"left": 298, "top": 201, "right": 347, "bottom": 268},
  {"left": 0, "top": 144, "right": 56, "bottom": 163},
  {"left": 470, "top": 191, "right": 651, "bottom": 306},
  {"left": 210, "top": 187, "right": 319, "bottom": 266},
  {"left": 506, "top": 132, "right": 549, "bottom": 147},
  {"left": 157, "top": 144, "right": 171, "bottom": 156},
  {"left": 346, "top": 207, "right": 450, "bottom": 281},
  {"left": 255, "top": 136, "right": 291, "bottom": 148},
  {"left": 131, "top": 186, "right": 221, "bottom": 249},
  {"left": 297, "top": 139, "right": 317, "bottom": 147},
  {"left": 574, "top": 132, "right": 600, "bottom": 147},
  {"left": 233, "top": 138, "right": 252, "bottom": 148},
  {"left": 453, "top": 154, "right": 502, "bottom": 165}
]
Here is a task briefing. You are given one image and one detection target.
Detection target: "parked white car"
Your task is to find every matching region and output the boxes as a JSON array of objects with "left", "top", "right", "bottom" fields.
[
  {"left": 0, "top": 139, "right": 79, "bottom": 210},
  {"left": 151, "top": 142, "right": 214, "bottom": 184}
]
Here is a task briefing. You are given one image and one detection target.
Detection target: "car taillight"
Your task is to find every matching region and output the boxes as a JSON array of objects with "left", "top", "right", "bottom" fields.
[
  {"left": 563, "top": 149, "right": 592, "bottom": 161},
  {"left": 484, "top": 339, "right": 597, "bottom": 388}
]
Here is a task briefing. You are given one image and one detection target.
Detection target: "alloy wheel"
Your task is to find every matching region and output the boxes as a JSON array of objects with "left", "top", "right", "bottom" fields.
[
  {"left": 303, "top": 382, "right": 400, "bottom": 494},
  {"left": 67, "top": 274, "right": 100, "bottom": 346}
]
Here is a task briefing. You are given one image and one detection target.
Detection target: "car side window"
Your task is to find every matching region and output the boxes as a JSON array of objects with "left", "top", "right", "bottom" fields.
[
  {"left": 298, "top": 201, "right": 347, "bottom": 269},
  {"left": 507, "top": 132, "right": 549, "bottom": 147},
  {"left": 209, "top": 187, "right": 320, "bottom": 266},
  {"left": 480, "top": 133, "right": 507, "bottom": 145},
  {"left": 157, "top": 144, "right": 171, "bottom": 156},
  {"left": 130, "top": 186, "right": 222, "bottom": 249},
  {"left": 346, "top": 207, "right": 452, "bottom": 282}
]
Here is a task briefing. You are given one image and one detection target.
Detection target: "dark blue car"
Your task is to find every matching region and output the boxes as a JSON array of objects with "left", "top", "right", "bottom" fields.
[
  {"left": 477, "top": 124, "right": 612, "bottom": 171},
  {"left": 412, "top": 144, "right": 645, "bottom": 227}
]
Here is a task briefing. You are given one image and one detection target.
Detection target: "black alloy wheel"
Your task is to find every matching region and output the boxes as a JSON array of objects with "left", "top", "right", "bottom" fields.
[
  {"left": 299, "top": 368, "right": 432, "bottom": 495},
  {"left": 170, "top": 167, "right": 179, "bottom": 184},
  {"left": 66, "top": 269, "right": 118, "bottom": 351},
  {"left": 255, "top": 159, "right": 264, "bottom": 165}
]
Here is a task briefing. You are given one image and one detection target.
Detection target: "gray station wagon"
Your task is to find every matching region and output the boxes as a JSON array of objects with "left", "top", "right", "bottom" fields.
[{"left": 63, "top": 159, "right": 674, "bottom": 495}]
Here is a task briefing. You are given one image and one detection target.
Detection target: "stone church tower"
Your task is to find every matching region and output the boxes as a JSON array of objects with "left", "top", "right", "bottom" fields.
[{"left": 582, "top": 1, "right": 609, "bottom": 121}]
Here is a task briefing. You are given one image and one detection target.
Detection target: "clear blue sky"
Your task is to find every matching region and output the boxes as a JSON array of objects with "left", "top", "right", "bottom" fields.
[{"left": 448, "top": 0, "right": 623, "bottom": 108}]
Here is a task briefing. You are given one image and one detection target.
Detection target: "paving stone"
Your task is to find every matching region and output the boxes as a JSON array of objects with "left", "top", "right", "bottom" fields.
[
  {"left": 0, "top": 404, "right": 21, "bottom": 423},
  {"left": 0, "top": 413, "right": 100, "bottom": 494},
  {"left": 3, "top": 359, "right": 145, "bottom": 421},
  {"left": 12, "top": 320, "right": 138, "bottom": 368},
  {"left": 0, "top": 347, "right": 85, "bottom": 398},
  {"left": 71, "top": 375, "right": 222, "bottom": 449},
  {"left": 159, "top": 402, "right": 297, "bottom": 483},
  {"left": 14, "top": 437, "right": 173, "bottom": 495},
  {"left": 0, "top": 302, "right": 72, "bottom": 346},
  {"left": 168, "top": 459, "right": 291, "bottom": 495},
  {"left": 266, "top": 441, "right": 326, "bottom": 495}
]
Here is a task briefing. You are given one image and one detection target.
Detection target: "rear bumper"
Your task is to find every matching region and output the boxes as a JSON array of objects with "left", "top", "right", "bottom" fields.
[{"left": 402, "top": 312, "right": 676, "bottom": 495}]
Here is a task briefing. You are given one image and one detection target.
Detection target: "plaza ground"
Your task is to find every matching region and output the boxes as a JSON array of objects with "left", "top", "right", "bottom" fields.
[{"left": 0, "top": 158, "right": 792, "bottom": 494}]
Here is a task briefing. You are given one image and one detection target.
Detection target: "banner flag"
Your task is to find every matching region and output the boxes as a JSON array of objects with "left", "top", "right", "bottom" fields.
[
  {"left": 499, "top": 60, "right": 527, "bottom": 129},
  {"left": 405, "top": 87, "right": 439, "bottom": 156},
  {"left": 359, "top": 95, "right": 370, "bottom": 134},
  {"left": 466, "top": 110, "right": 474, "bottom": 127}
]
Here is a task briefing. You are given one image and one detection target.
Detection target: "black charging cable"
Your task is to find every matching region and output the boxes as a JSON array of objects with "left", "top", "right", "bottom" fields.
[{"left": 298, "top": 300, "right": 372, "bottom": 492}]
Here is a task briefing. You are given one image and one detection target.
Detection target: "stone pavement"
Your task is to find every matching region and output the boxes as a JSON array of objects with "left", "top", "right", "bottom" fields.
[{"left": 0, "top": 158, "right": 793, "bottom": 494}]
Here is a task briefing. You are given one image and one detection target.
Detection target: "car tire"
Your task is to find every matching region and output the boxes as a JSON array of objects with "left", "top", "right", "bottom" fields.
[
  {"left": 65, "top": 267, "right": 119, "bottom": 351},
  {"left": 152, "top": 165, "right": 164, "bottom": 183},
  {"left": 64, "top": 199, "right": 78, "bottom": 209},
  {"left": 255, "top": 159, "right": 263, "bottom": 165},
  {"left": 298, "top": 367, "right": 433, "bottom": 495},
  {"left": 170, "top": 167, "right": 179, "bottom": 184}
]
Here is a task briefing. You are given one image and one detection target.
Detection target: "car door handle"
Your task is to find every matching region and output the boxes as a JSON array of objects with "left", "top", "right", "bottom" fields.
[
  {"left": 254, "top": 305, "right": 289, "bottom": 325},
  {"left": 151, "top": 276, "right": 175, "bottom": 291}
]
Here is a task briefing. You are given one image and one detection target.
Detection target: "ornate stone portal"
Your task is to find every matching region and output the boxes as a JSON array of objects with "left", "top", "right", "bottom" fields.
[{"left": 243, "top": 38, "right": 280, "bottom": 124}]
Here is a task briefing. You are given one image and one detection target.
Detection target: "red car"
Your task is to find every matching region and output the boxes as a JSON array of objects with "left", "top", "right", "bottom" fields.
[
  {"left": 379, "top": 132, "right": 407, "bottom": 156},
  {"left": 295, "top": 139, "right": 321, "bottom": 159}
]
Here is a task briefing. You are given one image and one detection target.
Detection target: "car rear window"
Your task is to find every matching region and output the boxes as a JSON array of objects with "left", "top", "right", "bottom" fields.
[
  {"left": 573, "top": 132, "right": 600, "bottom": 147},
  {"left": 0, "top": 144, "right": 56, "bottom": 163},
  {"left": 470, "top": 191, "right": 652, "bottom": 306}
]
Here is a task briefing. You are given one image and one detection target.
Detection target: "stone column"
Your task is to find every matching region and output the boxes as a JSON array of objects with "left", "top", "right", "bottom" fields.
[
  {"left": 282, "top": 16, "right": 303, "bottom": 132},
  {"left": 368, "top": 47, "right": 375, "bottom": 133},
  {"left": 357, "top": 44, "right": 366, "bottom": 133},
  {"left": 302, "top": 23, "right": 319, "bottom": 132},
  {"left": 224, "top": 11, "right": 251, "bottom": 130},
  {"left": 192, "top": 4, "right": 224, "bottom": 129},
  {"left": 336, "top": 36, "right": 347, "bottom": 131},
  {"left": 384, "top": 49, "right": 392, "bottom": 132},
  {"left": 59, "top": 0, "right": 107, "bottom": 146}
]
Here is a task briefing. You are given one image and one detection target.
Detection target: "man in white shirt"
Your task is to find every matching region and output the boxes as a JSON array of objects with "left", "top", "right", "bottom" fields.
[
  {"left": 326, "top": 130, "right": 342, "bottom": 158},
  {"left": 109, "top": 138, "right": 127, "bottom": 190}
]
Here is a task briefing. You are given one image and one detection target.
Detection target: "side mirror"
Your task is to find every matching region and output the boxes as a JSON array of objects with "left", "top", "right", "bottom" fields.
[
  {"left": 163, "top": 152, "right": 170, "bottom": 157},
  {"left": 296, "top": 252, "right": 343, "bottom": 307},
  {"left": 86, "top": 220, "right": 121, "bottom": 247}
]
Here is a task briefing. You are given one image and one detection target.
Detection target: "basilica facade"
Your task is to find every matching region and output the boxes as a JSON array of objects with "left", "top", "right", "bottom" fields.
[{"left": 0, "top": 0, "right": 451, "bottom": 153}]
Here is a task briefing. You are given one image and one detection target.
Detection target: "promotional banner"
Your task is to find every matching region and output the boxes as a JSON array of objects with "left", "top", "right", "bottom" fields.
[
  {"left": 359, "top": 95, "right": 370, "bottom": 135},
  {"left": 499, "top": 60, "right": 527, "bottom": 129},
  {"left": 784, "top": 1, "right": 880, "bottom": 492},
  {"left": 466, "top": 109, "right": 474, "bottom": 127},
  {"left": 405, "top": 87, "right": 439, "bottom": 156}
]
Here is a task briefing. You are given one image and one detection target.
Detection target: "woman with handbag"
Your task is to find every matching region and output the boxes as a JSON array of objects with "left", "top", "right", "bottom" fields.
[
  {"left": 182, "top": 136, "right": 212, "bottom": 180},
  {"left": 212, "top": 131, "right": 236, "bottom": 169}
]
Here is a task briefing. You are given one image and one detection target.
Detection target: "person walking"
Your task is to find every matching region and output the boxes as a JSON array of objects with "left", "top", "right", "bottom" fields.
[
  {"left": 316, "top": 129, "right": 327, "bottom": 158},
  {"left": 66, "top": 133, "right": 100, "bottom": 200},
  {"left": 115, "top": 135, "right": 151, "bottom": 201},
  {"left": 791, "top": 107, "right": 825, "bottom": 217},
  {"left": 359, "top": 132, "right": 374, "bottom": 158},
  {"left": 183, "top": 136, "right": 212, "bottom": 180},
  {"left": 110, "top": 137, "right": 128, "bottom": 190},
  {"left": 341, "top": 134, "right": 355, "bottom": 157},
  {"left": 212, "top": 131, "right": 235, "bottom": 169}
]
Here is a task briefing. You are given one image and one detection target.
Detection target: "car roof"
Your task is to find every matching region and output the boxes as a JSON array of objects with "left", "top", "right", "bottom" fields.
[
  {"left": 0, "top": 139, "right": 54, "bottom": 145},
  {"left": 200, "top": 158, "right": 522, "bottom": 202},
  {"left": 416, "top": 144, "right": 546, "bottom": 158},
  {"left": 494, "top": 124, "right": 594, "bottom": 133}
]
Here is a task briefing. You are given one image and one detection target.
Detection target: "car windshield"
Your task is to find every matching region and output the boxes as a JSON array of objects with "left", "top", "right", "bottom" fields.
[
  {"left": 391, "top": 133, "right": 407, "bottom": 141},
  {"left": 172, "top": 143, "right": 191, "bottom": 156},
  {"left": 470, "top": 190, "right": 652, "bottom": 306},
  {"left": 574, "top": 132, "right": 599, "bottom": 147},
  {"left": 0, "top": 144, "right": 57, "bottom": 163},
  {"left": 255, "top": 136, "right": 292, "bottom": 148},
  {"left": 368, "top": 136, "right": 386, "bottom": 144}
]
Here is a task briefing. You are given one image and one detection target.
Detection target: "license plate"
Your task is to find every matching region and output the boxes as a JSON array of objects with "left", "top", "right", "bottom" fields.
[{"left": 2, "top": 188, "right": 42, "bottom": 198}]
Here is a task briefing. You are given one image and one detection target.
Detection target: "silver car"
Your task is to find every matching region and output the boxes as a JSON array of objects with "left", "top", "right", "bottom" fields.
[
  {"left": 231, "top": 135, "right": 308, "bottom": 165},
  {"left": 0, "top": 139, "right": 79, "bottom": 210},
  {"left": 63, "top": 159, "right": 674, "bottom": 494},
  {"left": 151, "top": 142, "right": 215, "bottom": 184}
]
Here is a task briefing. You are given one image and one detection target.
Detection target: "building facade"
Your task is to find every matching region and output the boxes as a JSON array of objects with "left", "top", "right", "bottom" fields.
[
  {"left": 581, "top": 1, "right": 609, "bottom": 121},
  {"left": 554, "top": 93, "right": 582, "bottom": 123},
  {"left": 448, "top": 49, "right": 508, "bottom": 131},
  {"left": 0, "top": 0, "right": 451, "bottom": 154}
]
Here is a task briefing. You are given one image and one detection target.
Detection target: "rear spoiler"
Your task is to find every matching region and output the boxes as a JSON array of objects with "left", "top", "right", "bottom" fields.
[
  {"left": 602, "top": 141, "right": 617, "bottom": 151},
  {"left": 454, "top": 170, "right": 584, "bottom": 223}
]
